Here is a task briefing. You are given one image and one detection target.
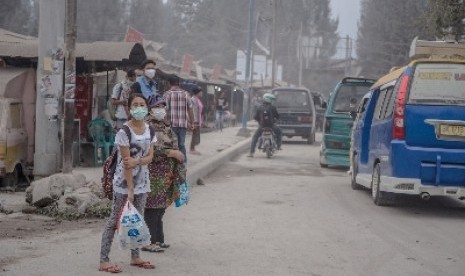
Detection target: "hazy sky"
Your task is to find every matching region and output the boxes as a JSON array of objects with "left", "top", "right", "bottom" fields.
[{"left": 330, "top": 0, "right": 361, "bottom": 39}]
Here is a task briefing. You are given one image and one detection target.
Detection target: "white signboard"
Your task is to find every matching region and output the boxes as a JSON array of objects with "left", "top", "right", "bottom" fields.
[
  {"left": 236, "top": 50, "right": 246, "bottom": 81},
  {"left": 253, "top": 55, "right": 267, "bottom": 81}
]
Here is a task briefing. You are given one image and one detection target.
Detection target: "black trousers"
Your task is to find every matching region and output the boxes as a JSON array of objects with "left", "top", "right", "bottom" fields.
[{"left": 144, "top": 208, "right": 166, "bottom": 244}]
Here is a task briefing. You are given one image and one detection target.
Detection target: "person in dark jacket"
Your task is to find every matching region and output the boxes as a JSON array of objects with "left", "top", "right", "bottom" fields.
[{"left": 247, "top": 93, "right": 282, "bottom": 157}]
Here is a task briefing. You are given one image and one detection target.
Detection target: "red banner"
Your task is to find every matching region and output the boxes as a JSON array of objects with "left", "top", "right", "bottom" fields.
[
  {"left": 211, "top": 65, "right": 222, "bottom": 80},
  {"left": 181, "top": 54, "right": 194, "bottom": 75},
  {"left": 124, "top": 26, "right": 144, "bottom": 43}
]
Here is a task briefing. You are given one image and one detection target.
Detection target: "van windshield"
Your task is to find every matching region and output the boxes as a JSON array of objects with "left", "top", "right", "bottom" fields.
[
  {"left": 409, "top": 63, "right": 465, "bottom": 106},
  {"left": 273, "top": 90, "right": 310, "bottom": 111},
  {"left": 333, "top": 85, "right": 370, "bottom": 113}
]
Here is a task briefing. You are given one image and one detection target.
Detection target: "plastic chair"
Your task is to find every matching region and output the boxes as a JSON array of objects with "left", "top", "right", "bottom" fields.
[{"left": 87, "top": 118, "right": 115, "bottom": 166}]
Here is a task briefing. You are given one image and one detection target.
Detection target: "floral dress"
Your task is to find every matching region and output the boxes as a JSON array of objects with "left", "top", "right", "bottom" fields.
[{"left": 146, "top": 119, "right": 185, "bottom": 209}]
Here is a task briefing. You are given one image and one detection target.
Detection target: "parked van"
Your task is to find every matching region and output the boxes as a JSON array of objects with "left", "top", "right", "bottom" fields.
[
  {"left": 271, "top": 88, "right": 316, "bottom": 144},
  {"left": 320, "top": 77, "right": 375, "bottom": 168},
  {"left": 350, "top": 40, "right": 465, "bottom": 205},
  {"left": 0, "top": 68, "right": 36, "bottom": 190}
]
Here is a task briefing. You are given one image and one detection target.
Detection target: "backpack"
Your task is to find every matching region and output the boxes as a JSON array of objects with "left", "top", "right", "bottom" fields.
[
  {"left": 107, "top": 83, "right": 123, "bottom": 121},
  {"left": 101, "top": 124, "right": 155, "bottom": 200},
  {"left": 259, "top": 105, "right": 274, "bottom": 127}
]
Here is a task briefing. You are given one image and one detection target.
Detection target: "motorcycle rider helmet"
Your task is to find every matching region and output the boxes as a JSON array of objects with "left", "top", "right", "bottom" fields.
[{"left": 262, "top": 93, "right": 275, "bottom": 103}]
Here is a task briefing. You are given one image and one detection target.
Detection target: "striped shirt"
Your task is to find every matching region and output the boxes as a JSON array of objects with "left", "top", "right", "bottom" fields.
[{"left": 164, "top": 87, "right": 192, "bottom": 128}]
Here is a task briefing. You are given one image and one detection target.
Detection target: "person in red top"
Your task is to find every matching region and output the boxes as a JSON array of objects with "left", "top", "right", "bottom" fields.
[{"left": 163, "top": 74, "right": 194, "bottom": 161}]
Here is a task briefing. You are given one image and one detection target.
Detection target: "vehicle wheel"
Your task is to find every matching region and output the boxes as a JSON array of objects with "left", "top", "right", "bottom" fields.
[
  {"left": 265, "top": 146, "right": 272, "bottom": 158},
  {"left": 351, "top": 154, "right": 362, "bottom": 190},
  {"left": 4, "top": 166, "right": 19, "bottom": 191},
  {"left": 371, "top": 163, "right": 388, "bottom": 206}
]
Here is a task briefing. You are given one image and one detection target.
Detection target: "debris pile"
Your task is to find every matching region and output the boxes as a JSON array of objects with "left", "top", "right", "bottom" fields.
[{"left": 25, "top": 173, "right": 111, "bottom": 219}]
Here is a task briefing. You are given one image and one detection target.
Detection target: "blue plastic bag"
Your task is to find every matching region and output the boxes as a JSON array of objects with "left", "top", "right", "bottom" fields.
[
  {"left": 175, "top": 181, "right": 190, "bottom": 207},
  {"left": 117, "top": 201, "right": 151, "bottom": 250}
]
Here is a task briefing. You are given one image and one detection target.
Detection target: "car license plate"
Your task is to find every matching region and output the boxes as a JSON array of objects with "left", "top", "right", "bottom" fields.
[
  {"left": 439, "top": 124, "right": 465, "bottom": 137},
  {"left": 282, "top": 129, "right": 295, "bottom": 134}
]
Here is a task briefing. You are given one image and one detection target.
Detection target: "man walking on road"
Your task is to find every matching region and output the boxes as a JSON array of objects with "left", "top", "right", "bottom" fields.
[{"left": 164, "top": 74, "right": 194, "bottom": 162}]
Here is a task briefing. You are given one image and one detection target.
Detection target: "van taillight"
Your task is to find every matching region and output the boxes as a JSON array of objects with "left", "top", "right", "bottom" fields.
[
  {"left": 393, "top": 75, "right": 409, "bottom": 140},
  {"left": 298, "top": 116, "right": 312, "bottom": 123}
]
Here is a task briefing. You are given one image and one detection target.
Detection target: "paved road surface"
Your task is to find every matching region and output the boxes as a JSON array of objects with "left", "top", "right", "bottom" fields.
[{"left": 1, "top": 136, "right": 465, "bottom": 275}]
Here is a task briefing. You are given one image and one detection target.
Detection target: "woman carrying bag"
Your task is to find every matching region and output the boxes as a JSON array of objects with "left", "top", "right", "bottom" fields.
[
  {"left": 142, "top": 95, "right": 186, "bottom": 253},
  {"left": 99, "top": 93, "right": 157, "bottom": 273}
]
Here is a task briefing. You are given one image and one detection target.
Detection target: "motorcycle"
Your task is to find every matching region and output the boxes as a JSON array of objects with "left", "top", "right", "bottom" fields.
[{"left": 259, "top": 127, "right": 277, "bottom": 158}]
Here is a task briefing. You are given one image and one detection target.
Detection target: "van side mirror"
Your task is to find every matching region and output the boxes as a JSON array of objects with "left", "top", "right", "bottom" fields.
[
  {"left": 349, "top": 111, "right": 357, "bottom": 120},
  {"left": 321, "top": 102, "right": 327, "bottom": 109}
]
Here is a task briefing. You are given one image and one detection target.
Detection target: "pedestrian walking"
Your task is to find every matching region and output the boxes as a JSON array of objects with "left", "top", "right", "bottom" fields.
[
  {"left": 190, "top": 86, "right": 203, "bottom": 155},
  {"left": 111, "top": 69, "right": 136, "bottom": 129},
  {"left": 215, "top": 91, "right": 228, "bottom": 131},
  {"left": 131, "top": 59, "right": 159, "bottom": 102},
  {"left": 142, "top": 95, "right": 186, "bottom": 253},
  {"left": 99, "top": 93, "right": 157, "bottom": 273},
  {"left": 163, "top": 74, "right": 194, "bottom": 162}
]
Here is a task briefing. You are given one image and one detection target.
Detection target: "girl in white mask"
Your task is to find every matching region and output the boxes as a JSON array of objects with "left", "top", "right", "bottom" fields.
[
  {"left": 142, "top": 96, "right": 185, "bottom": 253},
  {"left": 99, "top": 93, "right": 156, "bottom": 273}
]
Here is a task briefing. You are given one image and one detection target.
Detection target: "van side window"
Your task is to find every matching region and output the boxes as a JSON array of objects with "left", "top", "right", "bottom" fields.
[
  {"left": 357, "top": 97, "right": 369, "bottom": 114},
  {"left": 374, "top": 90, "right": 387, "bottom": 120},
  {"left": 9, "top": 103, "right": 22, "bottom": 128},
  {"left": 382, "top": 87, "right": 396, "bottom": 119},
  {"left": 356, "top": 97, "right": 369, "bottom": 120}
]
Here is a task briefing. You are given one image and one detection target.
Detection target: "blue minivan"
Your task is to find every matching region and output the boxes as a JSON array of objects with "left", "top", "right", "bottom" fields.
[
  {"left": 320, "top": 77, "right": 375, "bottom": 168},
  {"left": 350, "top": 58, "right": 465, "bottom": 206}
]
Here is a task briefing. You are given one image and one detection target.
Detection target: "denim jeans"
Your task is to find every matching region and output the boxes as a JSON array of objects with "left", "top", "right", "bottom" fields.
[
  {"left": 172, "top": 127, "right": 187, "bottom": 162},
  {"left": 215, "top": 110, "right": 225, "bottom": 130}
]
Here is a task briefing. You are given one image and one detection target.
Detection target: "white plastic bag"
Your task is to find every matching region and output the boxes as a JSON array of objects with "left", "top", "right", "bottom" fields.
[{"left": 117, "top": 201, "right": 151, "bottom": 250}]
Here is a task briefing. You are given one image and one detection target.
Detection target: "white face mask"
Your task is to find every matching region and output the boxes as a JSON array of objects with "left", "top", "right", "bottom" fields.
[
  {"left": 151, "top": 108, "right": 166, "bottom": 121},
  {"left": 145, "top": 69, "right": 156, "bottom": 79}
]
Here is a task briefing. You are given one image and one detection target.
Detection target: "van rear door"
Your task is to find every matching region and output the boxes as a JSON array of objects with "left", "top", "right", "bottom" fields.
[{"left": 404, "top": 62, "right": 465, "bottom": 149}]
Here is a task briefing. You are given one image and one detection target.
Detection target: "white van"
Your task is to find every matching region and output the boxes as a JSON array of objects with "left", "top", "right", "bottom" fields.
[{"left": 0, "top": 68, "right": 36, "bottom": 189}]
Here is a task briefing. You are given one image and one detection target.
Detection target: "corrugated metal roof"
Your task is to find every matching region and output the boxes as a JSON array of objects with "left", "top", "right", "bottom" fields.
[
  {"left": 0, "top": 28, "right": 36, "bottom": 43},
  {"left": 0, "top": 28, "right": 38, "bottom": 58},
  {"left": 0, "top": 29, "right": 147, "bottom": 62},
  {"left": 0, "top": 42, "right": 37, "bottom": 58}
]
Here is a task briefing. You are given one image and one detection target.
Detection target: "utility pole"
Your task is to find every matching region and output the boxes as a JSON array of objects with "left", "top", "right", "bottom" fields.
[
  {"left": 62, "top": 0, "right": 77, "bottom": 173},
  {"left": 270, "top": 0, "right": 277, "bottom": 88},
  {"left": 298, "top": 22, "right": 303, "bottom": 87},
  {"left": 344, "top": 35, "right": 352, "bottom": 76},
  {"left": 34, "top": 0, "right": 66, "bottom": 178},
  {"left": 237, "top": 0, "right": 255, "bottom": 137}
]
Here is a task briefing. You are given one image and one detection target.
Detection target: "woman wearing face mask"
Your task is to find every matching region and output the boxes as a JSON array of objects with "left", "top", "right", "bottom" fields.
[
  {"left": 99, "top": 93, "right": 156, "bottom": 273},
  {"left": 142, "top": 95, "right": 185, "bottom": 253},
  {"left": 131, "top": 59, "right": 159, "bottom": 101}
]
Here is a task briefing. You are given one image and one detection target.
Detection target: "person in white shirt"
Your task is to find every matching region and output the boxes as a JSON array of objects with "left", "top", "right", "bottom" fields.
[{"left": 111, "top": 69, "right": 136, "bottom": 129}]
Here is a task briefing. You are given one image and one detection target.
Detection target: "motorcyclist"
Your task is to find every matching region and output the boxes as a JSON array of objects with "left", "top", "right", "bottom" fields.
[{"left": 247, "top": 93, "right": 282, "bottom": 157}]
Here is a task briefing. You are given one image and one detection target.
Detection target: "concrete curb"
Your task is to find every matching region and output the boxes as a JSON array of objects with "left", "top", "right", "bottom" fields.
[{"left": 187, "top": 137, "right": 252, "bottom": 185}]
